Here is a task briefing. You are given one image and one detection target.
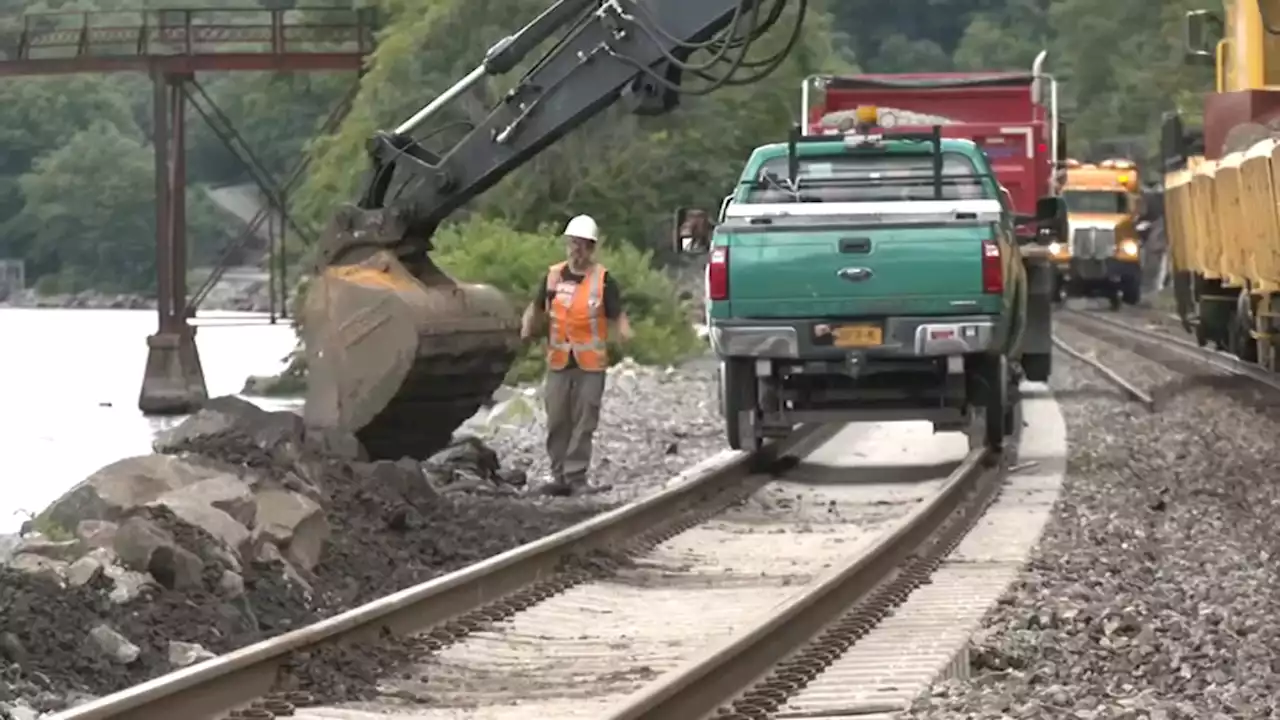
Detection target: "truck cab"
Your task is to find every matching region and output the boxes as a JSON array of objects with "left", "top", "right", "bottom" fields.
[
  {"left": 1052, "top": 158, "right": 1145, "bottom": 307},
  {"left": 675, "top": 108, "right": 1065, "bottom": 457}
]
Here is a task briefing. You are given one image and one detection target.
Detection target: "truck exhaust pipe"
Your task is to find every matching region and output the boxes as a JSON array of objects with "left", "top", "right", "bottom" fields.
[{"left": 1031, "top": 50, "right": 1047, "bottom": 104}]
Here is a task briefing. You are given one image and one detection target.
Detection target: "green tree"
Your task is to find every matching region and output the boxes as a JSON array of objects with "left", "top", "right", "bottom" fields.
[
  {"left": 952, "top": 0, "right": 1050, "bottom": 72},
  {"left": 10, "top": 122, "right": 229, "bottom": 293},
  {"left": 0, "top": 75, "right": 139, "bottom": 248},
  {"left": 12, "top": 122, "right": 156, "bottom": 292}
]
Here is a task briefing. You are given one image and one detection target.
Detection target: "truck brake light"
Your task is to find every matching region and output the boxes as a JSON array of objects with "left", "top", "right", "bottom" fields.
[
  {"left": 982, "top": 240, "right": 1003, "bottom": 294},
  {"left": 708, "top": 247, "right": 729, "bottom": 300}
]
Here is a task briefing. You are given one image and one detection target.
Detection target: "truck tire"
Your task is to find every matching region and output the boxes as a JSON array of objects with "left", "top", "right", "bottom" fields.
[
  {"left": 1121, "top": 273, "right": 1141, "bottom": 305},
  {"left": 720, "top": 359, "right": 761, "bottom": 452},
  {"left": 966, "top": 355, "right": 1009, "bottom": 459},
  {"left": 984, "top": 355, "right": 1010, "bottom": 454},
  {"left": 1022, "top": 352, "right": 1051, "bottom": 382}
]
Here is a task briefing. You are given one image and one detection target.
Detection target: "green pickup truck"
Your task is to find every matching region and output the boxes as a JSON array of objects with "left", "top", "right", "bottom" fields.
[{"left": 675, "top": 124, "right": 1063, "bottom": 456}]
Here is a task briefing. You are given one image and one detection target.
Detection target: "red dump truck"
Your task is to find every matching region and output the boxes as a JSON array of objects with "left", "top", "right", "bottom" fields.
[{"left": 801, "top": 51, "right": 1065, "bottom": 235}]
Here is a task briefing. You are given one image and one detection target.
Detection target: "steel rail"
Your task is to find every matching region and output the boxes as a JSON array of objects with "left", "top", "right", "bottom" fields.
[
  {"left": 606, "top": 445, "right": 998, "bottom": 720},
  {"left": 1051, "top": 333, "right": 1156, "bottom": 410},
  {"left": 47, "top": 423, "right": 839, "bottom": 720},
  {"left": 1061, "top": 309, "right": 1280, "bottom": 393}
]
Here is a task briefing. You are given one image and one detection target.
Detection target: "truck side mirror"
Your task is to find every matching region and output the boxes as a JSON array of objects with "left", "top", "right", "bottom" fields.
[
  {"left": 1184, "top": 9, "right": 1222, "bottom": 65},
  {"left": 1036, "top": 196, "right": 1068, "bottom": 245},
  {"left": 673, "top": 207, "right": 713, "bottom": 254}
]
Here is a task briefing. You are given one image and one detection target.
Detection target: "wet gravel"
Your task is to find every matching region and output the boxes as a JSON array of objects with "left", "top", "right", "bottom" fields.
[
  {"left": 905, "top": 317, "right": 1280, "bottom": 718},
  {"left": 1, "top": 360, "right": 727, "bottom": 715}
]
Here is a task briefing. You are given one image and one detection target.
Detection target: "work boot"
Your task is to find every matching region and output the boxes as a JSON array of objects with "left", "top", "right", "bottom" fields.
[{"left": 566, "top": 476, "right": 612, "bottom": 496}]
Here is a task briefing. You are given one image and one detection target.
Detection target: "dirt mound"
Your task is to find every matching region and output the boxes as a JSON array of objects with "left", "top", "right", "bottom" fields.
[
  {"left": 1, "top": 396, "right": 605, "bottom": 714},
  {"left": 0, "top": 505, "right": 309, "bottom": 713}
]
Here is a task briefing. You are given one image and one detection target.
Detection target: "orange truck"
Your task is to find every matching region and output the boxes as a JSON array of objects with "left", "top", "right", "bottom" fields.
[{"left": 1050, "top": 158, "right": 1145, "bottom": 307}]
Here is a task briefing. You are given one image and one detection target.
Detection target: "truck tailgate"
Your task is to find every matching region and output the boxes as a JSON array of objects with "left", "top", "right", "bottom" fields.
[{"left": 726, "top": 226, "right": 994, "bottom": 318}]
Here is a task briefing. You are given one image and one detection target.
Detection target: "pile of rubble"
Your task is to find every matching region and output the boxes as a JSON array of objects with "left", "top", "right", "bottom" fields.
[{"left": 0, "top": 397, "right": 599, "bottom": 716}]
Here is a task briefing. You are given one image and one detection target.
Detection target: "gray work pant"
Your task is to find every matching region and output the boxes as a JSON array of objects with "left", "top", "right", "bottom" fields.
[{"left": 544, "top": 367, "right": 607, "bottom": 485}]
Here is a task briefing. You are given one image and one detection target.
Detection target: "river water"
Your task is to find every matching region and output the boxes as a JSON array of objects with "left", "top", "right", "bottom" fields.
[{"left": 0, "top": 308, "right": 301, "bottom": 533}]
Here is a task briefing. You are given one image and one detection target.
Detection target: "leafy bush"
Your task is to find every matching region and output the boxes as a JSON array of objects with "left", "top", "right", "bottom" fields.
[{"left": 432, "top": 216, "right": 705, "bottom": 382}]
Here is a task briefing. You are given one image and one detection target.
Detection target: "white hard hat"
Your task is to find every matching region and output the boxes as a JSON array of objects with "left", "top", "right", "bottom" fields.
[{"left": 563, "top": 214, "right": 599, "bottom": 242}]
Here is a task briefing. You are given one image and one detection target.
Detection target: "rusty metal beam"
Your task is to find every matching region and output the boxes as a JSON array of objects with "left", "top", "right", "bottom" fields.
[
  {"left": 0, "top": 53, "right": 365, "bottom": 76},
  {"left": 139, "top": 71, "right": 208, "bottom": 415},
  {"left": 0, "top": 6, "right": 375, "bottom": 76},
  {"left": 185, "top": 78, "right": 360, "bottom": 319}
]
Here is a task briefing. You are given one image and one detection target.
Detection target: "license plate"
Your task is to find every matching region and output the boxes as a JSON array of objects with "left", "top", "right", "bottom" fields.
[{"left": 833, "top": 324, "right": 882, "bottom": 347}]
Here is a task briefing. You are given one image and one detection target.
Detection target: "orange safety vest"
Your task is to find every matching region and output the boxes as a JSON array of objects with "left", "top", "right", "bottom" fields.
[{"left": 546, "top": 261, "right": 609, "bottom": 372}]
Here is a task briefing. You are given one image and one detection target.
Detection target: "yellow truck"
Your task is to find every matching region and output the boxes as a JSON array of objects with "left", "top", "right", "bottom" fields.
[{"left": 1050, "top": 158, "right": 1145, "bottom": 308}]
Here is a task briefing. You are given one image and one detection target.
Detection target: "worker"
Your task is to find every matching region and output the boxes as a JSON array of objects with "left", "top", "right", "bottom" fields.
[{"left": 520, "top": 214, "right": 634, "bottom": 496}]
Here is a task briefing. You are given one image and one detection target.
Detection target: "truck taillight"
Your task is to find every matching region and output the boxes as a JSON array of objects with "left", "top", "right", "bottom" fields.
[
  {"left": 708, "top": 247, "right": 729, "bottom": 300},
  {"left": 982, "top": 240, "right": 1003, "bottom": 294}
]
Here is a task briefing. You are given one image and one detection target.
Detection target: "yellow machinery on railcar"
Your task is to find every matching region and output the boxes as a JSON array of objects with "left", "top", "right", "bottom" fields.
[
  {"left": 1053, "top": 158, "right": 1145, "bottom": 308},
  {"left": 1166, "top": 0, "right": 1280, "bottom": 368}
]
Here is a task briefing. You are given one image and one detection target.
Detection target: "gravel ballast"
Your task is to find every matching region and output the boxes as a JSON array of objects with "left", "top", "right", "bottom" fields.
[
  {"left": 0, "top": 360, "right": 725, "bottom": 716},
  {"left": 906, "top": 319, "right": 1280, "bottom": 718},
  {"left": 489, "top": 357, "right": 725, "bottom": 503}
]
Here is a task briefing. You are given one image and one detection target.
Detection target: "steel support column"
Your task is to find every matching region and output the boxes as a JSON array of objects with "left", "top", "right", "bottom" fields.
[{"left": 139, "top": 70, "right": 208, "bottom": 415}]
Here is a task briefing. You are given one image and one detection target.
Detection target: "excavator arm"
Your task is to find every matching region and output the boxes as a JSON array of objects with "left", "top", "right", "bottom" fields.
[{"left": 303, "top": 0, "right": 807, "bottom": 460}]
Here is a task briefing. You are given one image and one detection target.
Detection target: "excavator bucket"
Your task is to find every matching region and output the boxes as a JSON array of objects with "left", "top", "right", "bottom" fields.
[{"left": 301, "top": 247, "right": 520, "bottom": 461}]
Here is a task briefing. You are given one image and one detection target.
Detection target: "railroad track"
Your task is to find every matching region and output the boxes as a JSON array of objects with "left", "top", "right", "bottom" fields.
[
  {"left": 1050, "top": 331, "right": 1156, "bottom": 410},
  {"left": 45, "top": 414, "right": 1040, "bottom": 720},
  {"left": 1053, "top": 307, "right": 1280, "bottom": 411},
  {"left": 1058, "top": 308, "right": 1280, "bottom": 392}
]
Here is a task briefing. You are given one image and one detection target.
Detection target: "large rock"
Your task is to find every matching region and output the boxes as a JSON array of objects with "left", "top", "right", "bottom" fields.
[
  {"left": 152, "top": 394, "right": 302, "bottom": 450},
  {"left": 147, "top": 495, "right": 250, "bottom": 556},
  {"left": 7, "top": 554, "right": 68, "bottom": 585},
  {"left": 75, "top": 519, "right": 119, "bottom": 550},
  {"left": 10, "top": 537, "right": 81, "bottom": 562},
  {"left": 88, "top": 624, "right": 140, "bottom": 664},
  {"left": 252, "top": 490, "right": 328, "bottom": 571},
  {"left": 152, "top": 395, "right": 308, "bottom": 465},
  {"left": 138, "top": 474, "right": 257, "bottom": 559},
  {"left": 42, "top": 455, "right": 225, "bottom": 531},
  {"left": 157, "top": 475, "right": 257, "bottom": 526},
  {"left": 358, "top": 459, "right": 439, "bottom": 506},
  {"left": 112, "top": 516, "right": 204, "bottom": 590}
]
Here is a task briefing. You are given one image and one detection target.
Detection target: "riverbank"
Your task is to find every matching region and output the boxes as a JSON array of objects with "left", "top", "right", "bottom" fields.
[
  {"left": 0, "top": 266, "right": 286, "bottom": 313},
  {"left": 0, "top": 289, "right": 278, "bottom": 313}
]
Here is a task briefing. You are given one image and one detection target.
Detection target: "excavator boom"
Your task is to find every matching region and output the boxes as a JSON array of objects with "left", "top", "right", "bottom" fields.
[{"left": 303, "top": 0, "right": 808, "bottom": 460}]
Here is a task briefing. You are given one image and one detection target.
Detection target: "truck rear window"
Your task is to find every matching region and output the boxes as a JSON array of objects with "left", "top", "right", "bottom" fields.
[{"left": 744, "top": 152, "right": 987, "bottom": 203}]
